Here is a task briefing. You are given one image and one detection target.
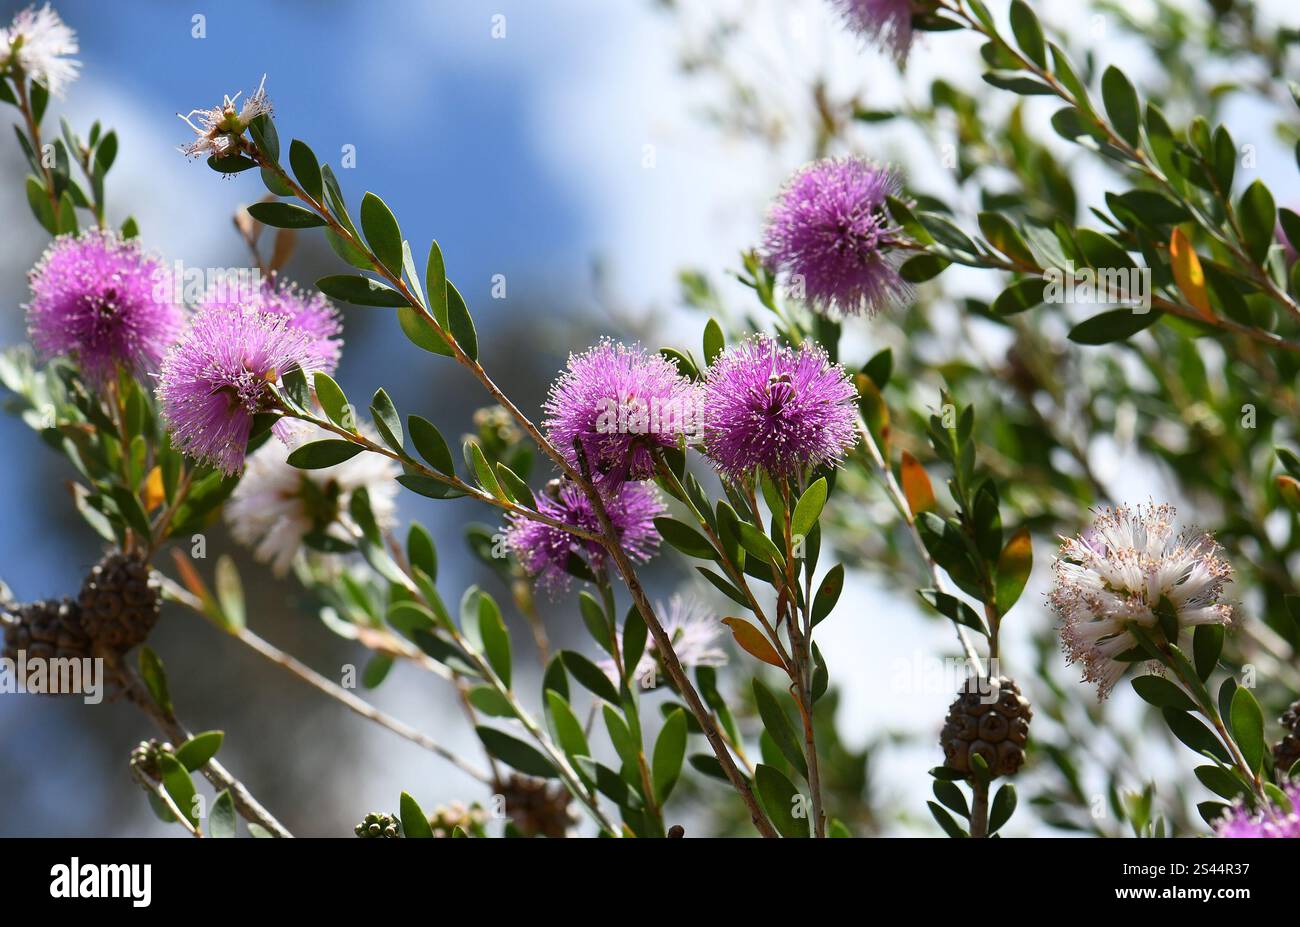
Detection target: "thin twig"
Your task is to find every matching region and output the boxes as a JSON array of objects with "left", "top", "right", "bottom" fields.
[
  {"left": 111, "top": 656, "right": 293, "bottom": 837},
  {"left": 162, "top": 575, "right": 491, "bottom": 783}
]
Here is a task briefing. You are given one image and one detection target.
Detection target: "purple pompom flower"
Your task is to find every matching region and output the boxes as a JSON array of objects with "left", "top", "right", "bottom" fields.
[
  {"left": 157, "top": 305, "right": 319, "bottom": 474},
  {"left": 25, "top": 230, "right": 184, "bottom": 387},
  {"left": 762, "top": 156, "right": 911, "bottom": 317},
  {"left": 505, "top": 480, "right": 665, "bottom": 592},
  {"left": 1214, "top": 782, "right": 1300, "bottom": 838},
  {"left": 543, "top": 340, "right": 702, "bottom": 486},
  {"left": 832, "top": 0, "right": 917, "bottom": 63},
  {"left": 203, "top": 274, "right": 343, "bottom": 374},
  {"left": 702, "top": 335, "right": 858, "bottom": 481}
]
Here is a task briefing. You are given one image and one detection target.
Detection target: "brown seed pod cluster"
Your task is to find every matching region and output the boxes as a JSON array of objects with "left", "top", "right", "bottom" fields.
[{"left": 940, "top": 675, "right": 1032, "bottom": 779}]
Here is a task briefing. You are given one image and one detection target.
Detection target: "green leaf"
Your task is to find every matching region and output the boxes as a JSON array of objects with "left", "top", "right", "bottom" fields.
[
  {"left": 465, "top": 441, "right": 504, "bottom": 499},
  {"left": 1194, "top": 764, "right": 1250, "bottom": 802},
  {"left": 280, "top": 366, "right": 311, "bottom": 410},
  {"left": 362, "top": 654, "right": 394, "bottom": 688},
  {"left": 246, "top": 201, "right": 326, "bottom": 229},
  {"left": 467, "top": 685, "right": 513, "bottom": 717},
  {"left": 1237, "top": 180, "right": 1276, "bottom": 264},
  {"left": 754, "top": 764, "right": 808, "bottom": 838},
  {"left": 622, "top": 608, "right": 648, "bottom": 683},
  {"left": 702, "top": 318, "right": 725, "bottom": 366},
  {"left": 545, "top": 690, "right": 590, "bottom": 760},
  {"left": 409, "top": 415, "right": 456, "bottom": 475},
  {"left": 425, "top": 240, "right": 449, "bottom": 328},
  {"left": 209, "top": 790, "right": 236, "bottom": 838},
  {"left": 811, "top": 563, "right": 844, "bottom": 626},
  {"left": 400, "top": 791, "right": 434, "bottom": 838},
  {"left": 247, "top": 114, "right": 279, "bottom": 162},
  {"left": 206, "top": 154, "right": 258, "bottom": 174},
  {"left": 1008, "top": 1, "right": 1046, "bottom": 67},
  {"left": 109, "top": 486, "right": 151, "bottom": 540},
  {"left": 933, "top": 780, "right": 969, "bottom": 818},
  {"left": 158, "top": 754, "right": 200, "bottom": 829},
  {"left": 560, "top": 650, "right": 621, "bottom": 704},
  {"left": 1161, "top": 708, "right": 1230, "bottom": 762},
  {"left": 447, "top": 282, "right": 478, "bottom": 361},
  {"left": 262, "top": 167, "right": 295, "bottom": 197},
  {"left": 988, "top": 783, "right": 1017, "bottom": 833},
  {"left": 752, "top": 679, "right": 808, "bottom": 780},
  {"left": 918, "top": 589, "right": 988, "bottom": 635},
  {"left": 1100, "top": 66, "right": 1141, "bottom": 147},
  {"left": 478, "top": 594, "right": 512, "bottom": 688},
  {"left": 928, "top": 800, "right": 967, "bottom": 837},
  {"left": 791, "top": 477, "right": 827, "bottom": 540},
  {"left": 602, "top": 704, "right": 640, "bottom": 772},
  {"left": 139, "top": 646, "right": 172, "bottom": 715},
  {"left": 25, "top": 176, "right": 56, "bottom": 233},
  {"left": 652, "top": 708, "right": 688, "bottom": 804},
  {"left": 1112, "top": 190, "right": 1190, "bottom": 226},
  {"left": 978, "top": 212, "right": 1038, "bottom": 268},
  {"left": 315, "top": 274, "right": 407, "bottom": 307},
  {"left": 174, "top": 731, "right": 224, "bottom": 771},
  {"left": 313, "top": 372, "right": 350, "bottom": 426},
  {"left": 495, "top": 463, "right": 534, "bottom": 508},
  {"left": 286, "top": 439, "right": 364, "bottom": 469},
  {"left": 1230, "top": 687, "right": 1265, "bottom": 773},
  {"left": 398, "top": 305, "right": 453, "bottom": 356},
  {"left": 369, "top": 388, "right": 403, "bottom": 452},
  {"left": 1067, "top": 308, "right": 1161, "bottom": 345},
  {"left": 1131, "top": 675, "right": 1196, "bottom": 711},
  {"left": 899, "top": 253, "right": 950, "bottom": 282},
  {"left": 982, "top": 72, "right": 1054, "bottom": 96},
  {"left": 476, "top": 726, "right": 556, "bottom": 778},
  {"left": 662, "top": 349, "right": 700, "bottom": 382},
  {"left": 654, "top": 517, "right": 715, "bottom": 560},
  {"left": 578, "top": 591, "right": 613, "bottom": 655},
  {"left": 862, "top": 348, "right": 892, "bottom": 389},
  {"left": 738, "top": 521, "right": 785, "bottom": 569},
  {"left": 992, "top": 277, "right": 1048, "bottom": 316},
  {"left": 288, "top": 139, "right": 323, "bottom": 200},
  {"left": 359, "top": 192, "right": 403, "bottom": 277},
  {"left": 1193, "top": 624, "right": 1224, "bottom": 681}
]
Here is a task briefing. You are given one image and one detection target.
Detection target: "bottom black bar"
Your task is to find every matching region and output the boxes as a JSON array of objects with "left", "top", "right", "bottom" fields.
[{"left": 3, "top": 836, "right": 1279, "bottom": 912}]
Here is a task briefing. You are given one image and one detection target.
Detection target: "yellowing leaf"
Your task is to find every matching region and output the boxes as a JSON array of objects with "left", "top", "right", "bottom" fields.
[
  {"left": 143, "top": 465, "right": 165, "bottom": 511},
  {"left": 994, "top": 527, "right": 1033, "bottom": 614},
  {"left": 721, "top": 617, "right": 785, "bottom": 669},
  {"left": 1170, "top": 228, "right": 1213, "bottom": 321},
  {"left": 899, "top": 451, "right": 936, "bottom": 514},
  {"left": 169, "top": 550, "right": 224, "bottom": 626},
  {"left": 1277, "top": 475, "right": 1300, "bottom": 511}
]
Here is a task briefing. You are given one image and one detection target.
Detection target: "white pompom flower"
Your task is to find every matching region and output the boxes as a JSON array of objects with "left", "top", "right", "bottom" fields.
[
  {"left": 601, "top": 595, "right": 727, "bottom": 689},
  {"left": 177, "top": 74, "right": 271, "bottom": 159},
  {"left": 1049, "top": 503, "right": 1234, "bottom": 698},
  {"left": 225, "top": 422, "right": 399, "bottom": 576},
  {"left": 0, "top": 4, "right": 80, "bottom": 97}
]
